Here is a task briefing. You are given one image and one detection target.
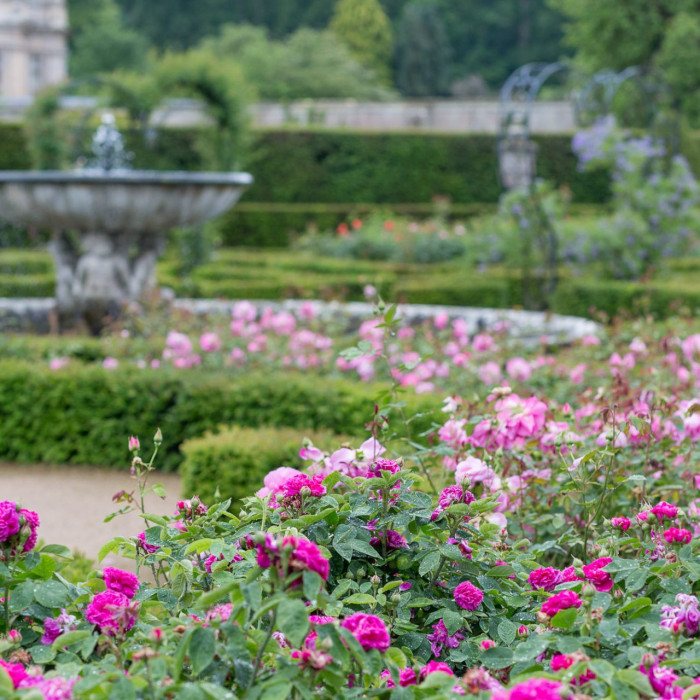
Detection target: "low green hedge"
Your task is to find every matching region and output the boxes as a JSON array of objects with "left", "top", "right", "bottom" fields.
[
  {"left": 0, "top": 249, "right": 52, "bottom": 274},
  {"left": 550, "top": 279, "right": 700, "bottom": 320},
  {"left": 181, "top": 425, "right": 353, "bottom": 507},
  {"left": 0, "top": 273, "right": 54, "bottom": 297},
  {"left": 0, "top": 362, "right": 438, "bottom": 472},
  {"left": 217, "top": 202, "right": 496, "bottom": 247}
]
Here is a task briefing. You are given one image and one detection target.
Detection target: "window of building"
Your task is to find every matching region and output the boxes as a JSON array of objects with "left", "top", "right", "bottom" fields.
[{"left": 29, "top": 53, "right": 42, "bottom": 94}]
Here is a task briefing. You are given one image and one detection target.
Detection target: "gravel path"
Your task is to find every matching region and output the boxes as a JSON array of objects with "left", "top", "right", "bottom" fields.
[{"left": 1, "top": 463, "right": 182, "bottom": 569}]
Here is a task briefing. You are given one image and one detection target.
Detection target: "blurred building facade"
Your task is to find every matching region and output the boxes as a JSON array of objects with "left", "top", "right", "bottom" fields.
[{"left": 0, "top": 0, "right": 68, "bottom": 99}]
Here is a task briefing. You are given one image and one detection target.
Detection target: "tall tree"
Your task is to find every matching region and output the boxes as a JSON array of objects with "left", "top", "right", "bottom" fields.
[
  {"left": 550, "top": 0, "right": 700, "bottom": 121},
  {"left": 395, "top": 1, "right": 451, "bottom": 97},
  {"left": 330, "top": 0, "right": 394, "bottom": 84},
  {"left": 67, "top": 0, "right": 148, "bottom": 77},
  {"left": 434, "top": 0, "right": 566, "bottom": 87}
]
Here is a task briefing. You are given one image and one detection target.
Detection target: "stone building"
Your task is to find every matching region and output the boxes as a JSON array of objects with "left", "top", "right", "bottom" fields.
[{"left": 0, "top": 0, "right": 67, "bottom": 99}]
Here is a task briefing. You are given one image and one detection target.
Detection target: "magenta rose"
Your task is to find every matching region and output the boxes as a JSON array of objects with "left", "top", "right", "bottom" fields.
[
  {"left": 582, "top": 557, "right": 613, "bottom": 592},
  {"left": 541, "top": 590, "right": 582, "bottom": 618},
  {"left": 492, "top": 678, "right": 565, "bottom": 700},
  {"left": 454, "top": 580, "right": 484, "bottom": 611},
  {"left": 419, "top": 660, "right": 454, "bottom": 681},
  {"left": 103, "top": 567, "right": 140, "bottom": 599},
  {"left": 651, "top": 501, "right": 678, "bottom": 521},
  {"left": 341, "top": 613, "right": 390, "bottom": 652},
  {"left": 85, "top": 591, "right": 138, "bottom": 636},
  {"left": 527, "top": 567, "right": 561, "bottom": 591},
  {"left": 0, "top": 501, "right": 20, "bottom": 543}
]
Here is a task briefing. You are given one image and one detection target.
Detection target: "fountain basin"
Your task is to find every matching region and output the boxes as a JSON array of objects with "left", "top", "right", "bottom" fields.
[
  {"left": 0, "top": 170, "right": 253, "bottom": 332},
  {"left": 0, "top": 170, "right": 253, "bottom": 231}
]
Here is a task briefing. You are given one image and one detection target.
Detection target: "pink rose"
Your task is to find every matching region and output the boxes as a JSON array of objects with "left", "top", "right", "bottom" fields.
[
  {"left": 611, "top": 516, "right": 631, "bottom": 531},
  {"left": 381, "top": 668, "right": 417, "bottom": 688},
  {"left": 664, "top": 527, "right": 693, "bottom": 545}
]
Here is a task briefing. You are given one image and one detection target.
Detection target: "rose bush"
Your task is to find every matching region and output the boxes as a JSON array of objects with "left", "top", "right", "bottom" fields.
[{"left": 5, "top": 301, "right": 700, "bottom": 696}]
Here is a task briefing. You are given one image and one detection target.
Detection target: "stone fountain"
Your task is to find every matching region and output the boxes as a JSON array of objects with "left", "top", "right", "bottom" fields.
[{"left": 0, "top": 115, "right": 252, "bottom": 331}]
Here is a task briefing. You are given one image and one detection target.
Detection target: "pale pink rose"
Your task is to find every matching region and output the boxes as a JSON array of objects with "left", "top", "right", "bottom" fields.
[
  {"left": 505, "top": 357, "right": 531, "bottom": 382},
  {"left": 199, "top": 332, "right": 221, "bottom": 353},
  {"left": 479, "top": 361, "right": 502, "bottom": 384},
  {"left": 232, "top": 300, "right": 257, "bottom": 322},
  {"left": 49, "top": 357, "right": 69, "bottom": 371},
  {"left": 256, "top": 467, "right": 303, "bottom": 498}
]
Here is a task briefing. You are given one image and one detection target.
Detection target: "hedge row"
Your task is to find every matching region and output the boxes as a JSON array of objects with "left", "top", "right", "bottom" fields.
[
  {"left": 241, "top": 131, "right": 612, "bottom": 206},
  {"left": 0, "top": 124, "right": 612, "bottom": 206},
  {"left": 0, "top": 362, "right": 438, "bottom": 472},
  {"left": 181, "top": 425, "right": 354, "bottom": 507}
]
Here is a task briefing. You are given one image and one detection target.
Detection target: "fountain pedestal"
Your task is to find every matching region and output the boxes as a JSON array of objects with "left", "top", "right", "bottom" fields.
[{"left": 0, "top": 170, "right": 252, "bottom": 331}]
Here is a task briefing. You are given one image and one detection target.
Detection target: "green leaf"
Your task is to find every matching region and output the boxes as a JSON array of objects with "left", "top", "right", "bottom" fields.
[
  {"left": 616, "top": 669, "right": 655, "bottom": 696},
  {"left": 487, "top": 565, "right": 516, "bottom": 578},
  {"left": 625, "top": 569, "right": 648, "bottom": 592},
  {"left": 260, "top": 684, "right": 293, "bottom": 700},
  {"left": 385, "top": 646, "right": 408, "bottom": 669},
  {"left": 185, "top": 538, "right": 214, "bottom": 555},
  {"left": 195, "top": 581, "right": 240, "bottom": 610},
  {"left": 443, "top": 609, "right": 464, "bottom": 636},
  {"left": 277, "top": 598, "right": 309, "bottom": 648},
  {"left": 620, "top": 597, "right": 652, "bottom": 614},
  {"left": 497, "top": 619, "right": 517, "bottom": 645},
  {"left": 34, "top": 580, "right": 69, "bottom": 608},
  {"left": 351, "top": 539, "right": 381, "bottom": 557},
  {"left": 343, "top": 593, "right": 377, "bottom": 605},
  {"left": 52, "top": 630, "right": 92, "bottom": 650},
  {"left": 26, "top": 554, "right": 56, "bottom": 580},
  {"left": 590, "top": 659, "right": 616, "bottom": 684},
  {"left": 190, "top": 626, "right": 216, "bottom": 676},
  {"left": 28, "top": 643, "right": 56, "bottom": 664},
  {"left": 97, "top": 538, "right": 121, "bottom": 562},
  {"left": 0, "top": 666, "right": 13, "bottom": 693},
  {"left": 549, "top": 606, "right": 578, "bottom": 630},
  {"left": 419, "top": 551, "right": 441, "bottom": 577},
  {"left": 407, "top": 597, "right": 434, "bottom": 608},
  {"left": 481, "top": 646, "right": 514, "bottom": 669},
  {"left": 9, "top": 581, "right": 35, "bottom": 612},
  {"left": 683, "top": 684, "right": 700, "bottom": 699}
]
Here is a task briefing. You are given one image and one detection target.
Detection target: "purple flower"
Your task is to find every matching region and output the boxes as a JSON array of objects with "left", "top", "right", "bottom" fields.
[
  {"left": 426, "top": 619, "right": 465, "bottom": 657},
  {"left": 41, "top": 609, "right": 78, "bottom": 645}
]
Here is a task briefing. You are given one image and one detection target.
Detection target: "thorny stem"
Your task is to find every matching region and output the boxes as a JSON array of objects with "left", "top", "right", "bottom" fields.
[{"left": 247, "top": 609, "right": 277, "bottom": 693}]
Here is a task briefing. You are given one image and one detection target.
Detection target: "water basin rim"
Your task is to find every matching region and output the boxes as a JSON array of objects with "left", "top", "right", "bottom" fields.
[{"left": 0, "top": 170, "right": 253, "bottom": 186}]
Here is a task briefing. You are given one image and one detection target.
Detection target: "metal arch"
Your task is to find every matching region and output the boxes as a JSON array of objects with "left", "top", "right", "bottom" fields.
[
  {"left": 499, "top": 62, "right": 569, "bottom": 139},
  {"left": 573, "top": 66, "right": 645, "bottom": 127}
]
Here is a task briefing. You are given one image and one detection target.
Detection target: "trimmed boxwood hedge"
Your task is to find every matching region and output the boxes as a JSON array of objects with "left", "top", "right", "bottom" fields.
[
  {"left": 0, "top": 362, "right": 439, "bottom": 472},
  {"left": 181, "top": 425, "right": 354, "bottom": 507}
]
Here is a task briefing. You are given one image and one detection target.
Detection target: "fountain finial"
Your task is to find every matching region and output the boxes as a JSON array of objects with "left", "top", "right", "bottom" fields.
[{"left": 90, "top": 113, "right": 132, "bottom": 172}]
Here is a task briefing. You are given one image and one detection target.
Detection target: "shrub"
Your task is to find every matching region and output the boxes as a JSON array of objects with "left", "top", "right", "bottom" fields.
[
  {"left": 181, "top": 425, "right": 353, "bottom": 507},
  {"left": 0, "top": 362, "right": 438, "bottom": 471}
]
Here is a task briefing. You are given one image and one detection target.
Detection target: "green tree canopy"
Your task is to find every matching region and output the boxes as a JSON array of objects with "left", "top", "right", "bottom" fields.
[
  {"left": 199, "top": 25, "right": 392, "bottom": 100},
  {"left": 330, "top": 0, "right": 394, "bottom": 84},
  {"left": 395, "top": 1, "right": 451, "bottom": 97},
  {"left": 551, "top": 0, "right": 700, "bottom": 121}
]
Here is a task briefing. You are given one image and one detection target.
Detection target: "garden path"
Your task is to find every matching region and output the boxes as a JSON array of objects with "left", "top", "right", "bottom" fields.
[{"left": 0, "top": 463, "right": 182, "bottom": 570}]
